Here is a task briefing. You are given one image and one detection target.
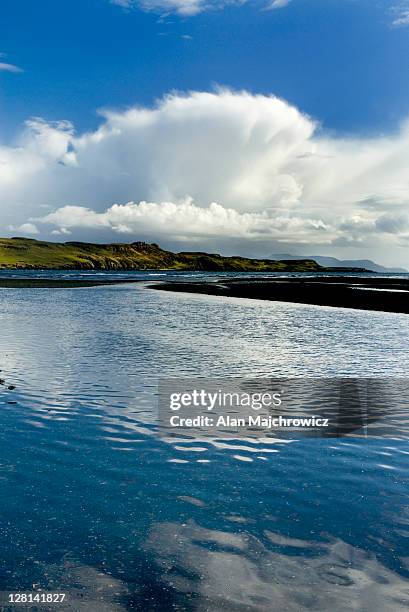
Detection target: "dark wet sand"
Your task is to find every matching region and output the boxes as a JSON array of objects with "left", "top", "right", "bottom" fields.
[{"left": 151, "top": 276, "right": 409, "bottom": 314}]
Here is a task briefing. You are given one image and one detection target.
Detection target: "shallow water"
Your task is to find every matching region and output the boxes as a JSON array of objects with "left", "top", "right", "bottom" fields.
[{"left": 0, "top": 278, "right": 408, "bottom": 610}]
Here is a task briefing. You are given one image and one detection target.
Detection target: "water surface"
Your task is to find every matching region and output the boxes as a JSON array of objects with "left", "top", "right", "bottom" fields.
[{"left": 0, "top": 275, "right": 408, "bottom": 610}]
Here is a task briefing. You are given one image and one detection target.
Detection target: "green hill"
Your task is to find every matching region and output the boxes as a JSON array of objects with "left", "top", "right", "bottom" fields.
[{"left": 0, "top": 237, "right": 344, "bottom": 272}]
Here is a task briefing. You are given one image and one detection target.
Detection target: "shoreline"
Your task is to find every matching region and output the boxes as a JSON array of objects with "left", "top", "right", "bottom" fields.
[
  {"left": 0, "top": 275, "right": 408, "bottom": 313},
  {"left": 150, "top": 276, "right": 409, "bottom": 314},
  {"left": 0, "top": 278, "right": 143, "bottom": 288}
]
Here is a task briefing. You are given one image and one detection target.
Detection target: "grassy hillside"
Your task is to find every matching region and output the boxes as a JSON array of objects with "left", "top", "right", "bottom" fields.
[{"left": 0, "top": 237, "right": 330, "bottom": 271}]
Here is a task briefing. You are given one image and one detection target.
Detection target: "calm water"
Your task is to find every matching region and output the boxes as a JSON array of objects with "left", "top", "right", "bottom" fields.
[{"left": 0, "top": 273, "right": 408, "bottom": 610}]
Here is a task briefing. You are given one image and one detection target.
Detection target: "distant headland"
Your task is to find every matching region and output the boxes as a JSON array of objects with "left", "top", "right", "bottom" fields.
[
  {"left": 0, "top": 237, "right": 368, "bottom": 272},
  {"left": 269, "top": 253, "right": 407, "bottom": 274}
]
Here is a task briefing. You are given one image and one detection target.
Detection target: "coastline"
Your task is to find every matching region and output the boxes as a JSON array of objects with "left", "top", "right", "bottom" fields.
[
  {"left": 1, "top": 273, "right": 408, "bottom": 314},
  {"left": 0, "top": 278, "right": 143, "bottom": 288},
  {"left": 150, "top": 276, "right": 409, "bottom": 314}
]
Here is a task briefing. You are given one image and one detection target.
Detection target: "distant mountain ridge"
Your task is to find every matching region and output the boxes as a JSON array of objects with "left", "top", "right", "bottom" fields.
[
  {"left": 0, "top": 237, "right": 345, "bottom": 272},
  {"left": 269, "top": 253, "right": 407, "bottom": 273}
]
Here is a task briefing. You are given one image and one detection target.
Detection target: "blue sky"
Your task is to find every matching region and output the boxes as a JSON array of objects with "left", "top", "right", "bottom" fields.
[
  {"left": 1, "top": 0, "right": 408, "bottom": 138},
  {"left": 1, "top": 0, "right": 409, "bottom": 266}
]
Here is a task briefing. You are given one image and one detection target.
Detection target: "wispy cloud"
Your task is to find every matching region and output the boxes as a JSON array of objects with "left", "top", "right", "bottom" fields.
[
  {"left": 111, "top": 0, "right": 205, "bottom": 14},
  {"left": 392, "top": 2, "right": 409, "bottom": 26},
  {"left": 110, "top": 0, "right": 291, "bottom": 16},
  {"left": 110, "top": 0, "right": 132, "bottom": 7},
  {"left": 0, "top": 62, "right": 23, "bottom": 74},
  {"left": 268, "top": 0, "right": 291, "bottom": 10},
  {"left": 109, "top": 0, "right": 409, "bottom": 24}
]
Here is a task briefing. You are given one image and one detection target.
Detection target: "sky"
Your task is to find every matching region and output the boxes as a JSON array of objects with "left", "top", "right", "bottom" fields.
[{"left": 1, "top": 0, "right": 409, "bottom": 266}]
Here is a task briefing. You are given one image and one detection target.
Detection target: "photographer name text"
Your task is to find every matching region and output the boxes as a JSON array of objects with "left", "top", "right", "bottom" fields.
[{"left": 168, "top": 414, "right": 329, "bottom": 429}]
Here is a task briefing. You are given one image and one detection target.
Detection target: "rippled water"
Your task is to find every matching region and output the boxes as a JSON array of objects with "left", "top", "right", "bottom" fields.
[{"left": 0, "top": 277, "right": 408, "bottom": 610}]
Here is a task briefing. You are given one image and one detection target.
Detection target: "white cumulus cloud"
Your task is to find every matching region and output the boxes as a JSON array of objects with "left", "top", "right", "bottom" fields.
[
  {"left": 38, "top": 199, "right": 329, "bottom": 243},
  {"left": 8, "top": 223, "right": 39, "bottom": 235},
  {"left": 1, "top": 89, "right": 409, "bottom": 264}
]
